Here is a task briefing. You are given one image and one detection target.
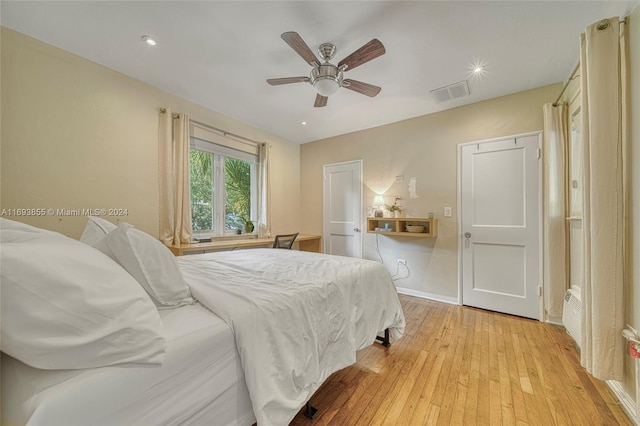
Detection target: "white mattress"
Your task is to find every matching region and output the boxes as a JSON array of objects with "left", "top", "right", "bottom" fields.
[{"left": 1, "top": 303, "right": 255, "bottom": 426}]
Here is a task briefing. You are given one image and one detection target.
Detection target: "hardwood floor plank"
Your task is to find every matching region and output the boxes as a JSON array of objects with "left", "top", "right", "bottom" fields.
[
  {"left": 407, "top": 323, "right": 451, "bottom": 424},
  {"left": 375, "top": 349, "right": 428, "bottom": 426},
  {"left": 449, "top": 309, "right": 476, "bottom": 425},
  {"left": 499, "top": 316, "right": 529, "bottom": 424},
  {"left": 290, "top": 295, "right": 632, "bottom": 425},
  {"left": 394, "top": 303, "right": 450, "bottom": 423},
  {"left": 516, "top": 320, "right": 559, "bottom": 426},
  {"left": 463, "top": 310, "right": 481, "bottom": 425},
  {"left": 476, "top": 312, "right": 491, "bottom": 424},
  {"left": 426, "top": 309, "right": 465, "bottom": 425}
]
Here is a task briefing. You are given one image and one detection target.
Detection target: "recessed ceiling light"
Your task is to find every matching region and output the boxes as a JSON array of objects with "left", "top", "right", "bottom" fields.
[
  {"left": 300, "top": 121, "right": 307, "bottom": 126},
  {"left": 469, "top": 61, "right": 487, "bottom": 79},
  {"left": 469, "top": 60, "right": 487, "bottom": 75},
  {"left": 142, "top": 35, "right": 157, "bottom": 46}
]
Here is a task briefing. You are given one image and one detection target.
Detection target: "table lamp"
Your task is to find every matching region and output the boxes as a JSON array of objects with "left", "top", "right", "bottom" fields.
[{"left": 373, "top": 195, "right": 385, "bottom": 218}]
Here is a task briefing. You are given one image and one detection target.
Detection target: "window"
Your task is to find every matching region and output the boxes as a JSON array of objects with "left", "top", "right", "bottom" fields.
[{"left": 190, "top": 137, "right": 257, "bottom": 236}]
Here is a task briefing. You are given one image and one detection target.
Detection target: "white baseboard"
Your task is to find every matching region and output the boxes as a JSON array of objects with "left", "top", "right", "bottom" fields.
[
  {"left": 546, "top": 315, "right": 563, "bottom": 326},
  {"left": 395, "top": 286, "right": 459, "bottom": 305},
  {"left": 606, "top": 380, "right": 638, "bottom": 425}
]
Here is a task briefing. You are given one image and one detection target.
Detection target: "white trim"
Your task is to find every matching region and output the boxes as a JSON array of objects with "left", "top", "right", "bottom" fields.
[
  {"left": 456, "top": 130, "right": 544, "bottom": 148},
  {"left": 606, "top": 380, "right": 638, "bottom": 425},
  {"left": 536, "top": 132, "right": 545, "bottom": 322},
  {"left": 395, "top": 286, "right": 459, "bottom": 305},
  {"left": 456, "top": 131, "right": 544, "bottom": 319},
  {"left": 545, "top": 315, "right": 563, "bottom": 326},
  {"left": 457, "top": 142, "right": 463, "bottom": 305}
]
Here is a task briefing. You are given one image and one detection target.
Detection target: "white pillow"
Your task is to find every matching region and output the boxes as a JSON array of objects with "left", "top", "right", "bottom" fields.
[
  {"left": 93, "top": 222, "right": 193, "bottom": 309},
  {"left": 80, "top": 216, "right": 117, "bottom": 245},
  {"left": 0, "top": 216, "right": 65, "bottom": 239},
  {"left": 0, "top": 219, "right": 166, "bottom": 370}
]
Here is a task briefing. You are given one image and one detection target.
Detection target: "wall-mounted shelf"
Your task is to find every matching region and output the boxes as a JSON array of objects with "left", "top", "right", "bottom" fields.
[{"left": 367, "top": 217, "right": 438, "bottom": 238}]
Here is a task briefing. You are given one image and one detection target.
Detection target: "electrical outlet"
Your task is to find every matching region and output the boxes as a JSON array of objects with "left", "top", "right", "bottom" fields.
[
  {"left": 397, "top": 259, "right": 406, "bottom": 266},
  {"left": 444, "top": 207, "right": 452, "bottom": 217}
]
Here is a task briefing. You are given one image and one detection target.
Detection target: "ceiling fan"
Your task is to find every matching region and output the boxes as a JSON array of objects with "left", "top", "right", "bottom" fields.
[{"left": 267, "top": 32, "right": 385, "bottom": 107}]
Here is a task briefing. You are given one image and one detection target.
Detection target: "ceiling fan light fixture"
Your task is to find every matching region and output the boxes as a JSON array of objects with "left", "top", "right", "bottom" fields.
[
  {"left": 310, "top": 64, "right": 343, "bottom": 97},
  {"left": 313, "top": 78, "right": 340, "bottom": 96}
]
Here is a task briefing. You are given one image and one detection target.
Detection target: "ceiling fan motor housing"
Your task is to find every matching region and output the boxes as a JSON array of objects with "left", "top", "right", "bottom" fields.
[{"left": 318, "top": 42, "right": 337, "bottom": 61}]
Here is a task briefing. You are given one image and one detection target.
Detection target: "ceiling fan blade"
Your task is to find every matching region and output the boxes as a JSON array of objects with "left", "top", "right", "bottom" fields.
[
  {"left": 342, "top": 79, "right": 381, "bottom": 97},
  {"left": 267, "top": 77, "right": 310, "bottom": 86},
  {"left": 281, "top": 32, "right": 320, "bottom": 67},
  {"left": 338, "top": 39, "right": 385, "bottom": 71},
  {"left": 314, "top": 94, "right": 328, "bottom": 107}
]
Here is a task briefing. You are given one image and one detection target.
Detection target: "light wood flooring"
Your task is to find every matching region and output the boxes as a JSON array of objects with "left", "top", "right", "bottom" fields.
[{"left": 291, "top": 295, "right": 631, "bottom": 425}]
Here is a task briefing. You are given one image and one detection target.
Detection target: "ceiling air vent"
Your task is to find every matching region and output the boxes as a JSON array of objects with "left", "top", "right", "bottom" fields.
[{"left": 430, "top": 80, "right": 470, "bottom": 102}]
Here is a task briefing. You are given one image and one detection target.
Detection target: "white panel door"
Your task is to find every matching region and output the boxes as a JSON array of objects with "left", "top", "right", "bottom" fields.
[
  {"left": 323, "top": 160, "right": 362, "bottom": 258},
  {"left": 460, "top": 134, "right": 540, "bottom": 319}
]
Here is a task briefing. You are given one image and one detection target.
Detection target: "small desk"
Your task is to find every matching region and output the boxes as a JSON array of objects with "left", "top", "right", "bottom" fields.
[{"left": 166, "top": 234, "right": 322, "bottom": 256}]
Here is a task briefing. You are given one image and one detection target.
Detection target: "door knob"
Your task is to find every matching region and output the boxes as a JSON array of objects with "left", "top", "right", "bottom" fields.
[
  {"left": 354, "top": 228, "right": 361, "bottom": 232},
  {"left": 464, "top": 232, "right": 472, "bottom": 238}
]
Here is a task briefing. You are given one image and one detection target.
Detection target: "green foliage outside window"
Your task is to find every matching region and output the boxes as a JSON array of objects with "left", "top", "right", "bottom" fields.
[
  {"left": 190, "top": 150, "right": 213, "bottom": 232},
  {"left": 224, "top": 158, "right": 251, "bottom": 230},
  {"left": 189, "top": 149, "right": 253, "bottom": 233}
]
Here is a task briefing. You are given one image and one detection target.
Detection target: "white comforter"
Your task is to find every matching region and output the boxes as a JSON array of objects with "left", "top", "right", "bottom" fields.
[{"left": 178, "top": 249, "right": 405, "bottom": 426}]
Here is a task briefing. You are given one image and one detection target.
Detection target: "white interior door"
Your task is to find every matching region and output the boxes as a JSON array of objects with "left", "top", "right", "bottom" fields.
[
  {"left": 323, "top": 160, "right": 362, "bottom": 258},
  {"left": 460, "top": 134, "right": 541, "bottom": 320}
]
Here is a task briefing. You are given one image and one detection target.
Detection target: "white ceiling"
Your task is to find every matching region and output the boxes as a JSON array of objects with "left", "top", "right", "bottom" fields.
[{"left": 2, "top": 1, "right": 637, "bottom": 144}]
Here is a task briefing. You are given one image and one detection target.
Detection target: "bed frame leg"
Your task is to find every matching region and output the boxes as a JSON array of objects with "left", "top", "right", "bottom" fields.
[
  {"left": 376, "top": 328, "right": 391, "bottom": 347},
  {"left": 304, "top": 401, "right": 318, "bottom": 419}
]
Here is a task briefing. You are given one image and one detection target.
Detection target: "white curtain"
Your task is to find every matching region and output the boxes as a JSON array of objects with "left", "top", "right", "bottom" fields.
[
  {"left": 257, "top": 142, "right": 271, "bottom": 238},
  {"left": 542, "top": 102, "right": 569, "bottom": 317},
  {"left": 579, "top": 18, "right": 628, "bottom": 381},
  {"left": 158, "top": 108, "right": 192, "bottom": 245}
]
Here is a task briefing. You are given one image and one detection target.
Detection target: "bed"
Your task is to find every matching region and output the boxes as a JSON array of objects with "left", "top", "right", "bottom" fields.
[
  {"left": 1, "top": 217, "right": 405, "bottom": 426},
  {"left": 2, "top": 303, "right": 256, "bottom": 426}
]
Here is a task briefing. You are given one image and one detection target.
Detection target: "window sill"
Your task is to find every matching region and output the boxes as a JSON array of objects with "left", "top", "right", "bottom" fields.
[{"left": 192, "top": 234, "right": 257, "bottom": 243}]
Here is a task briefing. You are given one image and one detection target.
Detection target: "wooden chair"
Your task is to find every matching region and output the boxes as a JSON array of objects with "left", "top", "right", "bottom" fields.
[{"left": 273, "top": 233, "right": 299, "bottom": 249}]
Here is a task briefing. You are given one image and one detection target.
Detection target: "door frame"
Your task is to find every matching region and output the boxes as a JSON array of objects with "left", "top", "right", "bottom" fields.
[
  {"left": 456, "top": 131, "right": 544, "bottom": 321},
  {"left": 322, "top": 159, "right": 364, "bottom": 257}
]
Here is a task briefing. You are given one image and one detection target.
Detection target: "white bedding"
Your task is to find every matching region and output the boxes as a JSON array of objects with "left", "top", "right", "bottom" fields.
[
  {"left": 178, "top": 249, "right": 405, "bottom": 426},
  {"left": 2, "top": 303, "right": 255, "bottom": 426}
]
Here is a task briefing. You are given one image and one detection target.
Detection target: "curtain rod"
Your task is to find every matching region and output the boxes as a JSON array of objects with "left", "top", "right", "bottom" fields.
[
  {"left": 190, "top": 118, "right": 265, "bottom": 147},
  {"left": 159, "top": 108, "right": 265, "bottom": 146},
  {"left": 552, "top": 17, "right": 627, "bottom": 107},
  {"left": 552, "top": 62, "right": 580, "bottom": 107}
]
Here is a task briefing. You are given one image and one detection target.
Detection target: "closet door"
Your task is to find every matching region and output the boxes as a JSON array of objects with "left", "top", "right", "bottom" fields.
[
  {"left": 460, "top": 133, "right": 541, "bottom": 320},
  {"left": 323, "top": 160, "right": 363, "bottom": 258}
]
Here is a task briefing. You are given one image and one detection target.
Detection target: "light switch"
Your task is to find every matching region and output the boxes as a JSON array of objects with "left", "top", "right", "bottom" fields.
[{"left": 444, "top": 207, "right": 452, "bottom": 217}]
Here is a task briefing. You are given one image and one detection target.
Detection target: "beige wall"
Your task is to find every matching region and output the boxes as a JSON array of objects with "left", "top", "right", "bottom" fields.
[
  {"left": 0, "top": 28, "right": 300, "bottom": 239},
  {"left": 301, "top": 84, "right": 560, "bottom": 300}
]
